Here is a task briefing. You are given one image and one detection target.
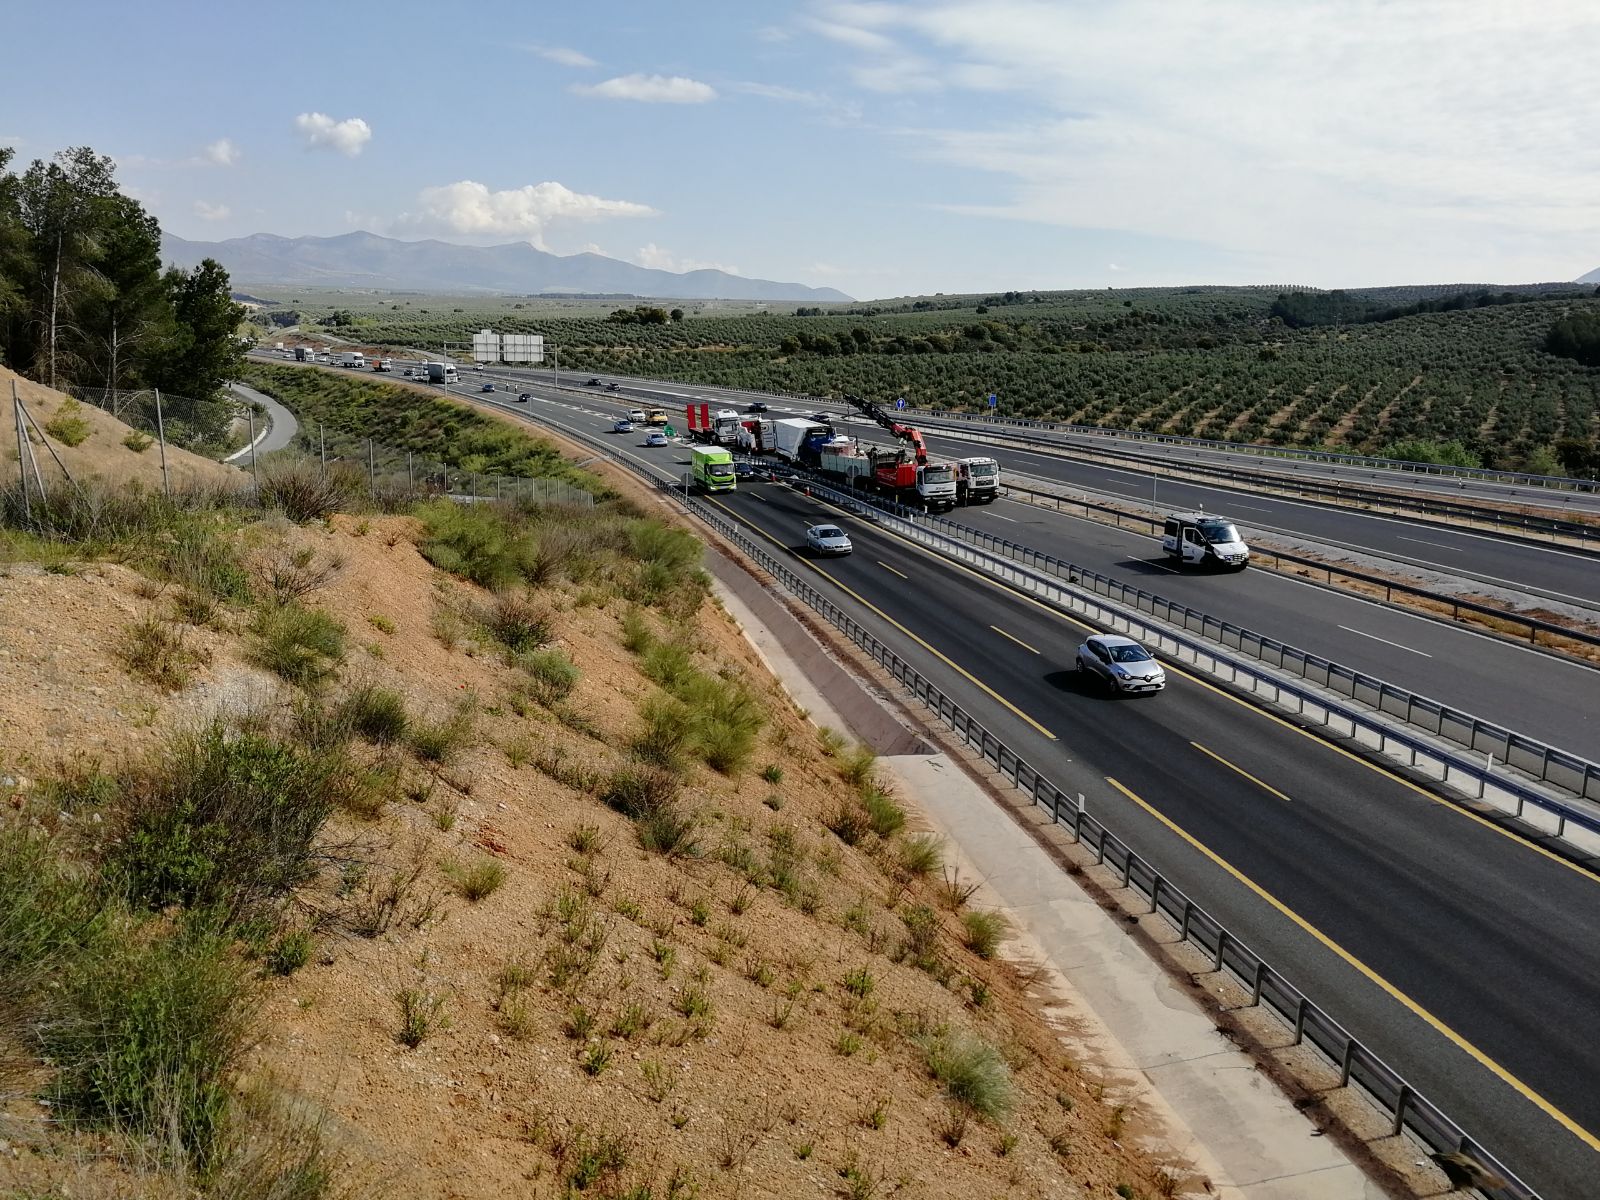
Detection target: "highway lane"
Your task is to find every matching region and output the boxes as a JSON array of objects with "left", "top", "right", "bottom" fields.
[
  {"left": 946, "top": 495, "right": 1600, "bottom": 761},
  {"left": 708, "top": 479, "right": 1600, "bottom": 1200},
  {"left": 456, "top": 372, "right": 1600, "bottom": 765},
  {"left": 486, "top": 363, "right": 1600, "bottom": 605},
  {"left": 454, "top": 373, "right": 1600, "bottom": 1196}
]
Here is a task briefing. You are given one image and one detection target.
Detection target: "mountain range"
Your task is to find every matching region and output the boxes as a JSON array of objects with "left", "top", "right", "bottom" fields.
[
  {"left": 1579, "top": 267, "right": 1600, "bottom": 284},
  {"left": 160, "top": 231, "right": 853, "bottom": 302}
]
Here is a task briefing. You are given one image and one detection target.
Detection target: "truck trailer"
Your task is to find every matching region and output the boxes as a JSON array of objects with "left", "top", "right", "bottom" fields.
[
  {"left": 737, "top": 418, "right": 776, "bottom": 454},
  {"left": 335, "top": 351, "right": 365, "bottom": 368},
  {"left": 773, "top": 418, "right": 833, "bottom": 465},
  {"left": 424, "top": 362, "right": 459, "bottom": 385},
  {"left": 690, "top": 446, "right": 737, "bottom": 493},
  {"left": 293, "top": 346, "right": 310, "bottom": 362}
]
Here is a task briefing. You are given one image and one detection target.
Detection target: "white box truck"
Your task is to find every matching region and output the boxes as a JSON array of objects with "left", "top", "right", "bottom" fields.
[
  {"left": 773, "top": 418, "right": 832, "bottom": 464},
  {"left": 425, "top": 362, "right": 459, "bottom": 385}
]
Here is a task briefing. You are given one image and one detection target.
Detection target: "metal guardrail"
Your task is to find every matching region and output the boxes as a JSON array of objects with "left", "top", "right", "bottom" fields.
[
  {"left": 1002, "top": 481, "right": 1600, "bottom": 653},
  {"left": 495, "top": 405, "right": 1541, "bottom": 1200},
  {"left": 792, "top": 478, "right": 1600, "bottom": 827},
  {"left": 867, "top": 418, "right": 1600, "bottom": 550},
  {"left": 901, "top": 406, "right": 1600, "bottom": 496}
]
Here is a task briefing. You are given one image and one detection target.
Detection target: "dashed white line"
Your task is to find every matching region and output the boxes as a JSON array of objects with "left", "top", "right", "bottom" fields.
[
  {"left": 1336, "top": 625, "right": 1433, "bottom": 656},
  {"left": 1397, "top": 536, "right": 1462, "bottom": 552},
  {"left": 991, "top": 513, "right": 1018, "bottom": 522},
  {"left": 1231, "top": 503, "right": 1273, "bottom": 512}
]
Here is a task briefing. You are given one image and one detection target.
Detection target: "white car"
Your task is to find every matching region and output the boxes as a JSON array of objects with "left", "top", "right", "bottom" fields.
[
  {"left": 1075, "top": 635, "right": 1165, "bottom": 695},
  {"left": 805, "top": 524, "right": 852, "bottom": 556},
  {"left": 643, "top": 431, "right": 669, "bottom": 447},
  {"left": 629, "top": 410, "right": 648, "bottom": 423},
  {"left": 613, "top": 419, "right": 634, "bottom": 433}
]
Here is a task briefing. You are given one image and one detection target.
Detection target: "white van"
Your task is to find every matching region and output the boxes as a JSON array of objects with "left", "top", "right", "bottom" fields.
[{"left": 1161, "top": 511, "right": 1249, "bottom": 570}]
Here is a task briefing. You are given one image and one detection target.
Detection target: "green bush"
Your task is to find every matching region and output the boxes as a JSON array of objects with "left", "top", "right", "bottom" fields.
[
  {"left": 119, "top": 615, "right": 207, "bottom": 690},
  {"left": 249, "top": 602, "right": 346, "bottom": 689},
  {"left": 517, "top": 648, "right": 580, "bottom": 705},
  {"left": 45, "top": 399, "right": 92, "bottom": 447},
  {"left": 415, "top": 499, "right": 533, "bottom": 591},
  {"left": 122, "top": 430, "right": 153, "bottom": 453},
  {"left": 859, "top": 784, "right": 906, "bottom": 838},
  {"left": 918, "top": 1029, "right": 1015, "bottom": 1121},
  {"left": 961, "top": 910, "right": 1009, "bottom": 959},
  {"left": 443, "top": 857, "right": 507, "bottom": 901},
  {"left": 338, "top": 684, "right": 409, "bottom": 744},
  {"left": 407, "top": 705, "right": 475, "bottom": 764},
  {"left": 483, "top": 592, "right": 553, "bottom": 652},
  {"left": 257, "top": 458, "right": 364, "bottom": 522},
  {"left": 108, "top": 724, "right": 344, "bottom": 919},
  {"left": 898, "top": 834, "right": 944, "bottom": 878},
  {"left": 0, "top": 828, "right": 105, "bottom": 1004},
  {"left": 45, "top": 919, "right": 256, "bottom": 1167},
  {"left": 600, "top": 763, "right": 680, "bottom": 820},
  {"left": 264, "top": 927, "right": 314, "bottom": 976}
]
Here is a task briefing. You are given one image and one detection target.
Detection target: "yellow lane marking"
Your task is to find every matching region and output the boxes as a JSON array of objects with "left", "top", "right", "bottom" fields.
[
  {"left": 1105, "top": 775, "right": 1600, "bottom": 1153},
  {"left": 991, "top": 625, "right": 1040, "bottom": 655},
  {"left": 849, "top": 506, "right": 1597, "bottom": 883},
  {"left": 706, "top": 498, "right": 1056, "bottom": 741},
  {"left": 878, "top": 561, "right": 909, "bottom": 580},
  {"left": 1190, "top": 741, "right": 1293, "bottom": 804}
]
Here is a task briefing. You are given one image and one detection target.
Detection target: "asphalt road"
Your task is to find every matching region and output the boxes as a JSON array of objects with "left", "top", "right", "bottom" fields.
[
  {"left": 486, "top": 363, "right": 1600, "bottom": 607},
  {"left": 449, "top": 366, "right": 1600, "bottom": 765},
  {"left": 228, "top": 381, "right": 299, "bottom": 456},
  {"left": 471, "top": 380, "right": 1600, "bottom": 1197}
]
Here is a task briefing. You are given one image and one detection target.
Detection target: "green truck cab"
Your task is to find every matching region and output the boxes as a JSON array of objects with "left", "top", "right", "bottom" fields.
[{"left": 690, "top": 446, "right": 737, "bottom": 493}]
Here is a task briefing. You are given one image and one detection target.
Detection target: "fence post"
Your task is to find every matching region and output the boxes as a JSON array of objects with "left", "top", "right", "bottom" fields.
[
  {"left": 319, "top": 423, "right": 326, "bottom": 469},
  {"left": 153, "top": 388, "right": 171, "bottom": 500},
  {"left": 407, "top": 451, "right": 414, "bottom": 492},
  {"left": 367, "top": 438, "right": 375, "bottom": 493},
  {"left": 247, "top": 407, "right": 259, "bottom": 498},
  {"left": 11, "top": 382, "right": 29, "bottom": 520}
]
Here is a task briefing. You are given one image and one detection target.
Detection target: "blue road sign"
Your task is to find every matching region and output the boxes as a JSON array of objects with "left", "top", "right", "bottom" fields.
[
  {"left": 895, "top": 397, "right": 907, "bottom": 410},
  {"left": 988, "top": 393, "right": 999, "bottom": 407}
]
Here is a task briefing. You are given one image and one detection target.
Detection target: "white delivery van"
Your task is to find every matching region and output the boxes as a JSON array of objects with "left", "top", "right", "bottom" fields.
[{"left": 1161, "top": 511, "right": 1249, "bottom": 571}]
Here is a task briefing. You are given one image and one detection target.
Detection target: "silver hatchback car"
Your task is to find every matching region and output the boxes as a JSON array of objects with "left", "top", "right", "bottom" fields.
[{"left": 1075, "top": 634, "right": 1165, "bottom": 695}]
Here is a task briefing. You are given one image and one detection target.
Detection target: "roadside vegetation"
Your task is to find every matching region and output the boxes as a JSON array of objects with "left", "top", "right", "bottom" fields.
[
  {"left": 263, "top": 284, "right": 1600, "bottom": 476},
  {"left": 0, "top": 371, "right": 1176, "bottom": 1198}
]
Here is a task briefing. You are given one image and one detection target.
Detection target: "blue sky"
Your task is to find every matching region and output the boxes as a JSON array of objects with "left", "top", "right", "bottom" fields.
[{"left": 6, "top": 1, "right": 1598, "bottom": 299}]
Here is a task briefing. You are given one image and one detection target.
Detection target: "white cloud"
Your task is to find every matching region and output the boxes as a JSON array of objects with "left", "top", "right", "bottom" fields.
[
  {"left": 522, "top": 43, "right": 596, "bottom": 67},
  {"left": 732, "top": 81, "right": 826, "bottom": 105},
  {"left": 572, "top": 74, "right": 717, "bottom": 103},
  {"left": 193, "top": 200, "right": 230, "bottom": 221},
  {"left": 635, "top": 243, "right": 738, "bottom": 275},
  {"left": 807, "top": 0, "right": 1600, "bottom": 282},
  {"left": 202, "top": 138, "right": 239, "bottom": 166},
  {"left": 396, "top": 180, "right": 656, "bottom": 242},
  {"left": 1108, "top": 263, "right": 1124, "bottom": 272},
  {"left": 293, "top": 112, "right": 372, "bottom": 156}
]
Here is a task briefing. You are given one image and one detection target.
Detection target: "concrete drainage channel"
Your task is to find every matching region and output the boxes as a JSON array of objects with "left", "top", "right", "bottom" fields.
[{"left": 504, "top": 407, "right": 1543, "bottom": 1200}]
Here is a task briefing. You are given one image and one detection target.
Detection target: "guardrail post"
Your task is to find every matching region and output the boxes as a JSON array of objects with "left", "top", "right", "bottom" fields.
[
  {"left": 1250, "top": 960, "right": 1266, "bottom": 1005},
  {"left": 1213, "top": 928, "right": 1228, "bottom": 972},
  {"left": 1178, "top": 899, "right": 1193, "bottom": 942},
  {"left": 1391, "top": 1085, "right": 1410, "bottom": 1136},
  {"left": 1339, "top": 1038, "right": 1357, "bottom": 1086},
  {"left": 1149, "top": 875, "right": 1161, "bottom": 914},
  {"left": 1293, "top": 997, "right": 1309, "bottom": 1045},
  {"left": 1121, "top": 852, "right": 1135, "bottom": 889}
]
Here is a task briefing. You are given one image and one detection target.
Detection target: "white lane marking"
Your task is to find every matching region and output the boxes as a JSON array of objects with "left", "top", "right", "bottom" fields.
[
  {"left": 991, "top": 513, "right": 1018, "bottom": 522},
  {"left": 1102, "top": 478, "right": 1137, "bottom": 488},
  {"left": 1231, "top": 503, "right": 1273, "bottom": 512},
  {"left": 1336, "top": 625, "right": 1433, "bottom": 656},
  {"left": 1398, "top": 536, "right": 1463, "bottom": 552}
]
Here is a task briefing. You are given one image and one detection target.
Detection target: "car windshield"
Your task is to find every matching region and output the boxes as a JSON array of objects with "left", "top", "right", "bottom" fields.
[
  {"left": 970, "top": 463, "right": 997, "bottom": 478},
  {"left": 1198, "top": 520, "right": 1241, "bottom": 544},
  {"left": 921, "top": 465, "right": 953, "bottom": 484},
  {"left": 1107, "top": 643, "right": 1152, "bottom": 663},
  {"left": 813, "top": 527, "right": 844, "bottom": 539}
]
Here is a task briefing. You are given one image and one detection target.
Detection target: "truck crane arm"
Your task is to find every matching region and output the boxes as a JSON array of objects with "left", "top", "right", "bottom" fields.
[{"left": 843, "top": 393, "right": 927, "bottom": 465}]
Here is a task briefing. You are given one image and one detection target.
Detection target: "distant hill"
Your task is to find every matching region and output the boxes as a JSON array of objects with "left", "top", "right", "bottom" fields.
[
  {"left": 1579, "top": 267, "right": 1600, "bottom": 284},
  {"left": 1343, "top": 282, "right": 1593, "bottom": 304},
  {"left": 163, "top": 231, "right": 852, "bottom": 302}
]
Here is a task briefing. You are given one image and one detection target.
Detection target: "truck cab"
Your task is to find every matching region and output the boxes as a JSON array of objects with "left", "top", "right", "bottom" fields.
[
  {"left": 955, "top": 457, "right": 999, "bottom": 504},
  {"left": 690, "top": 446, "right": 737, "bottom": 492},
  {"left": 1161, "top": 512, "right": 1249, "bottom": 570},
  {"left": 916, "top": 461, "right": 957, "bottom": 511},
  {"left": 645, "top": 409, "right": 668, "bottom": 426}
]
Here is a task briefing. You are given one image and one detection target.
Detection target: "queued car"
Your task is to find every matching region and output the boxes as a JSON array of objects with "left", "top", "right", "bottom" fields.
[
  {"left": 628, "top": 409, "right": 647, "bottom": 423},
  {"left": 517, "top": 392, "right": 531, "bottom": 403},
  {"left": 587, "top": 377, "right": 603, "bottom": 386},
  {"left": 606, "top": 382, "right": 622, "bottom": 393},
  {"left": 1075, "top": 635, "right": 1165, "bottom": 695},
  {"left": 480, "top": 382, "right": 495, "bottom": 393},
  {"left": 812, "top": 411, "right": 833, "bottom": 423},
  {"left": 746, "top": 401, "right": 769, "bottom": 413},
  {"left": 643, "top": 431, "right": 670, "bottom": 447},
  {"left": 613, "top": 419, "right": 634, "bottom": 433},
  {"left": 804, "top": 524, "right": 852, "bottom": 556}
]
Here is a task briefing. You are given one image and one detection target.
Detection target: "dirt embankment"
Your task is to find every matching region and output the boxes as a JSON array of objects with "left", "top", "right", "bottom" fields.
[
  {"left": 0, "top": 490, "right": 1180, "bottom": 1198},
  {"left": 2, "top": 366, "right": 242, "bottom": 493}
]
